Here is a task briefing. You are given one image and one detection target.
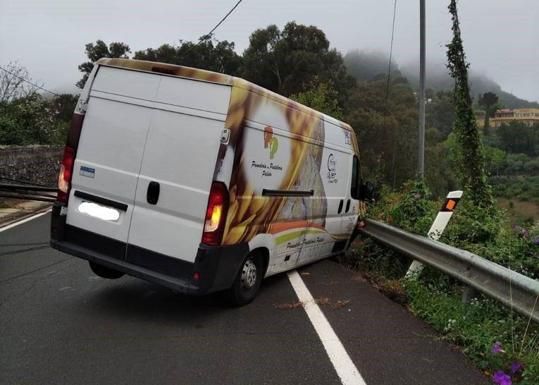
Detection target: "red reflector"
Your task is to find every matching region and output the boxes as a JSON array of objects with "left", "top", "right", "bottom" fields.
[
  {"left": 193, "top": 272, "right": 201, "bottom": 281},
  {"left": 202, "top": 182, "right": 229, "bottom": 246}
]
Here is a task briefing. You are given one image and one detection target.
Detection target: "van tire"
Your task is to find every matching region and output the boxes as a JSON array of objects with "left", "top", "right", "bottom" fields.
[
  {"left": 226, "top": 252, "right": 263, "bottom": 306},
  {"left": 89, "top": 261, "right": 125, "bottom": 279}
]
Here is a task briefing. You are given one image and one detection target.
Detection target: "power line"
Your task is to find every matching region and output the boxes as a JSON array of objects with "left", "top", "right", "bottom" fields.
[
  {"left": 202, "top": 0, "right": 243, "bottom": 39},
  {"left": 0, "top": 65, "right": 59, "bottom": 97},
  {"left": 385, "top": 0, "right": 398, "bottom": 188},
  {"left": 385, "top": 0, "right": 398, "bottom": 101}
]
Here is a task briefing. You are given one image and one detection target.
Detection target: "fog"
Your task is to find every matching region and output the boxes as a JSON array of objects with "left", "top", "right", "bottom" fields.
[{"left": 1, "top": 0, "right": 537, "bottom": 101}]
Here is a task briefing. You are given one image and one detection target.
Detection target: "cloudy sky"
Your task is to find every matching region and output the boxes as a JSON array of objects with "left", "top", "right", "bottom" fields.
[{"left": 1, "top": 0, "right": 538, "bottom": 101}]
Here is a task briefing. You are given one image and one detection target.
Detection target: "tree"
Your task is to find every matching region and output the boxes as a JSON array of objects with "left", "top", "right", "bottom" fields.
[
  {"left": 50, "top": 94, "right": 78, "bottom": 123},
  {"left": 0, "top": 62, "right": 39, "bottom": 103},
  {"left": 290, "top": 81, "right": 343, "bottom": 119},
  {"left": 345, "top": 77, "right": 418, "bottom": 187},
  {"left": 482, "top": 144, "right": 506, "bottom": 176},
  {"left": 477, "top": 91, "right": 499, "bottom": 132},
  {"left": 496, "top": 122, "right": 539, "bottom": 156},
  {"left": 446, "top": 0, "right": 493, "bottom": 209},
  {"left": 242, "top": 22, "right": 354, "bottom": 110},
  {"left": 425, "top": 90, "right": 455, "bottom": 139},
  {"left": 134, "top": 37, "right": 242, "bottom": 75},
  {"left": 77, "top": 40, "right": 131, "bottom": 88}
]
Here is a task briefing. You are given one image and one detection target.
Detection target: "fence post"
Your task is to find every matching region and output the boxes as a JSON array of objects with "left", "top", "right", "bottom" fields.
[{"left": 406, "top": 190, "right": 463, "bottom": 278}]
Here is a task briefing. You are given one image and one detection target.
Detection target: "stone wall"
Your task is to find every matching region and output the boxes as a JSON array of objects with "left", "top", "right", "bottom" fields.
[{"left": 0, "top": 145, "right": 63, "bottom": 187}]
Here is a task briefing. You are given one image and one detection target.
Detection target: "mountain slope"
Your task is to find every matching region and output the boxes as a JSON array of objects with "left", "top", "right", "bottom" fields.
[{"left": 344, "top": 50, "right": 538, "bottom": 109}]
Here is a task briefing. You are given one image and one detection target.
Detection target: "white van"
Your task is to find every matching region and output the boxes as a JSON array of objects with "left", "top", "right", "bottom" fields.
[{"left": 50, "top": 58, "right": 367, "bottom": 305}]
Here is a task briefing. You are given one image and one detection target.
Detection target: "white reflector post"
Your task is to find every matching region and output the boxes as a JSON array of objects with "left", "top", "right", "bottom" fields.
[{"left": 406, "top": 190, "right": 463, "bottom": 278}]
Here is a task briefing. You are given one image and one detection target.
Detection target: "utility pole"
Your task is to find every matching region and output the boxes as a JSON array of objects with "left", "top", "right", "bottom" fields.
[{"left": 418, "top": 0, "right": 426, "bottom": 177}]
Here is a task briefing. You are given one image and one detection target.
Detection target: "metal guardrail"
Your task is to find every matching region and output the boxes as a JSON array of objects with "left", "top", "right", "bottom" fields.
[
  {"left": 0, "top": 183, "right": 57, "bottom": 202},
  {"left": 359, "top": 219, "right": 539, "bottom": 323}
]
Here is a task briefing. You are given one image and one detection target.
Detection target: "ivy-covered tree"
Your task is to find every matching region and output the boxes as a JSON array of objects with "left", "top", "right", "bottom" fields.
[{"left": 446, "top": 0, "right": 493, "bottom": 210}]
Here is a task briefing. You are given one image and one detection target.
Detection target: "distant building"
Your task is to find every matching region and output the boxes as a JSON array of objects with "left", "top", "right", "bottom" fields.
[{"left": 489, "top": 108, "right": 539, "bottom": 128}]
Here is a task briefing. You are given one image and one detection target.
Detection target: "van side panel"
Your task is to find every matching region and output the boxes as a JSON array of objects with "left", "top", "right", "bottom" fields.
[{"left": 219, "top": 82, "right": 359, "bottom": 274}]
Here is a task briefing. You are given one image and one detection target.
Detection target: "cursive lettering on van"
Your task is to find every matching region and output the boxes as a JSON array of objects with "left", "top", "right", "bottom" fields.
[
  {"left": 251, "top": 161, "right": 267, "bottom": 169},
  {"left": 287, "top": 241, "right": 301, "bottom": 249}
]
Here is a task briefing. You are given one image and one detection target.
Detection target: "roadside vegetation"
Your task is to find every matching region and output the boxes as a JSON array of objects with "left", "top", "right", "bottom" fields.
[
  {"left": 347, "top": 180, "right": 539, "bottom": 385},
  {"left": 0, "top": 62, "right": 77, "bottom": 145}
]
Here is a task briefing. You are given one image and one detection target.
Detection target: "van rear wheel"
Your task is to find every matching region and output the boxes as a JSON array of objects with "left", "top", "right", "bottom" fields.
[
  {"left": 226, "top": 252, "right": 263, "bottom": 306},
  {"left": 89, "top": 261, "right": 124, "bottom": 279}
]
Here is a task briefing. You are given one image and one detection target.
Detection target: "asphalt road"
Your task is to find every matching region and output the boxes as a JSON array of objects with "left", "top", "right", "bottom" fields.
[{"left": 0, "top": 213, "right": 489, "bottom": 385}]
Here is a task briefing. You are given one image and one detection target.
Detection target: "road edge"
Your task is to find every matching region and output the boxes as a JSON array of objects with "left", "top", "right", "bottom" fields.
[{"left": 0, "top": 206, "right": 52, "bottom": 232}]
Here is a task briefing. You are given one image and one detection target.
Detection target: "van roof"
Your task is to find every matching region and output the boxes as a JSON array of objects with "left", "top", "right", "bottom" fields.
[{"left": 96, "top": 58, "right": 353, "bottom": 132}]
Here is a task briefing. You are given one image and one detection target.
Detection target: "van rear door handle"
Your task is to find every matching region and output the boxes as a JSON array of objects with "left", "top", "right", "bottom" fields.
[
  {"left": 147, "top": 181, "right": 160, "bottom": 205},
  {"left": 338, "top": 199, "right": 344, "bottom": 214}
]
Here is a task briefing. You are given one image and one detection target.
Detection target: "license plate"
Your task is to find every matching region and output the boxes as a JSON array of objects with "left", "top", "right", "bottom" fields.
[{"left": 78, "top": 201, "right": 120, "bottom": 222}]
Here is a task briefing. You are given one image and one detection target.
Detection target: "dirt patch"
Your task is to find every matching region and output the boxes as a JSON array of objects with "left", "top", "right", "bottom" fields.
[
  {"left": 273, "top": 297, "right": 352, "bottom": 310},
  {"left": 273, "top": 301, "right": 303, "bottom": 310},
  {"left": 497, "top": 198, "right": 539, "bottom": 222}
]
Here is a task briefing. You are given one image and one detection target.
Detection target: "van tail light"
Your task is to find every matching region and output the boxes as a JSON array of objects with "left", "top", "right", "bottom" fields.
[
  {"left": 202, "top": 182, "right": 229, "bottom": 246},
  {"left": 57, "top": 146, "right": 75, "bottom": 203},
  {"left": 57, "top": 113, "right": 84, "bottom": 204}
]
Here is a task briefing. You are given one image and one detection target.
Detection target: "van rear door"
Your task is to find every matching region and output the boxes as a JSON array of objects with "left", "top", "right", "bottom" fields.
[
  {"left": 126, "top": 75, "right": 231, "bottom": 266},
  {"left": 66, "top": 66, "right": 160, "bottom": 254}
]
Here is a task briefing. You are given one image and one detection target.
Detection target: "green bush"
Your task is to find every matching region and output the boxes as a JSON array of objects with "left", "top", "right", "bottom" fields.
[{"left": 0, "top": 93, "right": 76, "bottom": 145}]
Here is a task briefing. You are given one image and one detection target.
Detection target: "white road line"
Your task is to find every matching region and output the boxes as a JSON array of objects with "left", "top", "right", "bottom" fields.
[
  {"left": 0, "top": 209, "right": 52, "bottom": 233},
  {"left": 287, "top": 270, "right": 367, "bottom": 385}
]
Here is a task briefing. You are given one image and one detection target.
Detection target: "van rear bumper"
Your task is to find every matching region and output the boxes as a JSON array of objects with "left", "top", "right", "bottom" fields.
[{"left": 50, "top": 203, "right": 248, "bottom": 295}]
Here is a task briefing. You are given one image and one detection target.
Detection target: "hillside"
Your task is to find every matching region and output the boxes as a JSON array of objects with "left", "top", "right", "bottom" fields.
[{"left": 344, "top": 50, "right": 539, "bottom": 109}]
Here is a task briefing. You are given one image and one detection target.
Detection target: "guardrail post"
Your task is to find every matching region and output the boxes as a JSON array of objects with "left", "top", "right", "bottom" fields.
[{"left": 406, "top": 190, "right": 463, "bottom": 278}]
